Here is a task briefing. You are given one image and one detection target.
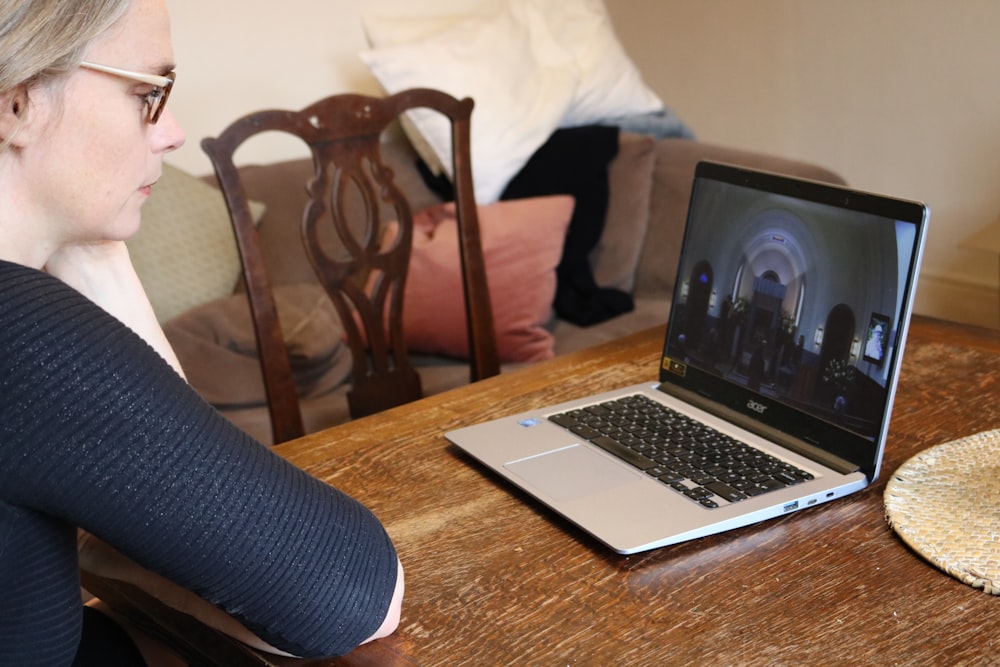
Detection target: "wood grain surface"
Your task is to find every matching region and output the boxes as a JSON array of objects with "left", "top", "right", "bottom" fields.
[{"left": 264, "top": 315, "right": 1000, "bottom": 667}]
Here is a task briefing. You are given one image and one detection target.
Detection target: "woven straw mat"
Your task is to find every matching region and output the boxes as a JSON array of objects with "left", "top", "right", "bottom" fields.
[{"left": 884, "top": 429, "right": 1000, "bottom": 594}]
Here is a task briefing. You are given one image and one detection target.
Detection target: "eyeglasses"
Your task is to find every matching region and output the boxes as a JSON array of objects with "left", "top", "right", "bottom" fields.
[{"left": 79, "top": 61, "right": 175, "bottom": 124}]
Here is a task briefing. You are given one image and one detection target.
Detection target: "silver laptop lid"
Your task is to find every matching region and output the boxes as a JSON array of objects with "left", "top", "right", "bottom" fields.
[{"left": 657, "top": 161, "right": 928, "bottom": 482}]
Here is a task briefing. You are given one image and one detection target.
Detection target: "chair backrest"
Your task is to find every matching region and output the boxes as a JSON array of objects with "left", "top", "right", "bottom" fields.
[{"left": 202, "top": 89, "right": 499, "bottom": 444}]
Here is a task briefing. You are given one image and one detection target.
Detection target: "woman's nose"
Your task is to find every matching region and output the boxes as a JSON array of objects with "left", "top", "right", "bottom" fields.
[{"left": 154, "top": 108, "right": 186, "bottom": 154}]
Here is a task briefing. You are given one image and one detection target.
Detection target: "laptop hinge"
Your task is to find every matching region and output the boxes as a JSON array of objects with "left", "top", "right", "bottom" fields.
[{"left": 655, "top": 383, "right": 860, "bottom": 476}]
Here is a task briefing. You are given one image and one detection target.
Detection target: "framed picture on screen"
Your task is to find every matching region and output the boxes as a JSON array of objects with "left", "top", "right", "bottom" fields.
[{"left": 863, "top": 313, "right": 891, "bottom": 366}]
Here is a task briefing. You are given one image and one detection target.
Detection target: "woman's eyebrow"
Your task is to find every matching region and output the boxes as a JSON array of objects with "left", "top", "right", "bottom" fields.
[{"left": 148, "top": 60, "right": 176, "bottom": 76}]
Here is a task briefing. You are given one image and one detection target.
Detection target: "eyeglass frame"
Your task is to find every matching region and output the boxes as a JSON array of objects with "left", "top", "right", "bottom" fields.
[{"left": 79, "top": 61, "right": 175, "bottom": 125}]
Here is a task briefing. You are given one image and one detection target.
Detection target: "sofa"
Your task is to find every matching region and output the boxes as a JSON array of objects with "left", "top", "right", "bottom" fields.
[{"left": 129, "top": 132, "right": 844, "bottom": 444}]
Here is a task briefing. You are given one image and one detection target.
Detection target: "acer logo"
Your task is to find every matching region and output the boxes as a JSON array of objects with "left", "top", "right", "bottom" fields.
[{"left": 746, "top": 399, "right": 768, "bottom": 414}]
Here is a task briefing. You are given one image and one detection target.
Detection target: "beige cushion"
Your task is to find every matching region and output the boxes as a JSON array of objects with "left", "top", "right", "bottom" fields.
[
  {"left": 637, "top": 138, "right": 848, "bottom": 300},
  {"left": 163, "top": 283, "right": 351, "bottom": 408},
  {"left": 128, "top": 163, "right": 265, "bottom": 323},
  {"left": 590, "top": 132, "right": 657, "bottom": 293}
]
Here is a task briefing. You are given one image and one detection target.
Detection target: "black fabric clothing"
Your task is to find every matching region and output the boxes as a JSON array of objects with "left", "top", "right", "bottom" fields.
[
  {"left": 0, "top": 261, "right": 398, "bottom": 665},
  {"left": 501, "top": 125, "right": 633, "bottom": 326},
  {"left": 72, "top": 607, "right": 147, "bottom": 667},
  {"left": 417, "top": 125, "right": 633, "bottom": 326}
]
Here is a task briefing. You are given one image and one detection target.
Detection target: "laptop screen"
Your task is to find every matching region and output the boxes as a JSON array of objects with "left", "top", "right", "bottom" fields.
[{"left": 659, "top": 161, "right": 927, "bottom": 479}]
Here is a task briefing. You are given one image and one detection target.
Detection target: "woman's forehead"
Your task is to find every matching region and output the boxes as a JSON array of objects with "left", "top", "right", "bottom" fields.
[{"left": 84, "top": 0, "right": 174, "bottom": 71}]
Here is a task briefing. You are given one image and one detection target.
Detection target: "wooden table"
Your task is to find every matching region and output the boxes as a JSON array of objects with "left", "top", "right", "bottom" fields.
[
  {"left": 86, "top": 315, "right": 1000, "bottom": 666},
  {"left": 263, "top": 314, "right": 997, "bottom": 667}
]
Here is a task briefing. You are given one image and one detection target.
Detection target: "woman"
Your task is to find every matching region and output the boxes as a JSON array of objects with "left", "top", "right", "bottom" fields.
[{"left": 0, "top": 1, "right": 403, "bottom": 665}]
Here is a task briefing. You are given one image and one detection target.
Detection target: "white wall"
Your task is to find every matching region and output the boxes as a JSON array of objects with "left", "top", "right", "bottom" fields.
[
  {"left": 166, "top": 0, "right": 1000, "bottom": 328},
  {"left": 166, "top": 0, "right": 494, "bottom": 173},
  {"left": 604, "top": 0, "right": 1000, "bottom": 329}
]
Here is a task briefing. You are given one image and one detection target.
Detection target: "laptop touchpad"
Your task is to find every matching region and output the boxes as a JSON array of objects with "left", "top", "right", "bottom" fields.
[{"left": 504, "top": 444, "right": 642, "bottom": 502}]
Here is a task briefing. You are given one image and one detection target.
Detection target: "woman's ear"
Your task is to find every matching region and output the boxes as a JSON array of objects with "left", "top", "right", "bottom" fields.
[{"left": 0, "top": 87, "right": 29, "bottom": 146}]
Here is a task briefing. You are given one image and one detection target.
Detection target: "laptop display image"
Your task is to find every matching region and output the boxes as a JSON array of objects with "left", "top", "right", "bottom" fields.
[{"left": 447, "top": 161, "right": 928, "bottom": 554}]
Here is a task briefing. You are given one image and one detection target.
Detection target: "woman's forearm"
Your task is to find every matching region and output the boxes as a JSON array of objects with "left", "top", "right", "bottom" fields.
[
  {"left": 78, "top": 531, "right": 297, "bottom": 656},
  {"left": 79, "top": 531, "right": 404, "bottom": 656}
]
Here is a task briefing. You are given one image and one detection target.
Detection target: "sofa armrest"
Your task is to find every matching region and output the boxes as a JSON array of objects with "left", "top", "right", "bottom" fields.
[{"left": 633, "top": 139, "right": 847, "bottom": 299}]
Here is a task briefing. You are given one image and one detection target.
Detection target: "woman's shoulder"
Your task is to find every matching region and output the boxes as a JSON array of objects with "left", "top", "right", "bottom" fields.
[
  {"left": 0, "top": 259, "right": 95, "bottom": 318},
  {"left": 0, "top": 258, "right": 45, "bottom": 277},
  {"left": 0, "top": 259, "right": 129, "bottom": 356},
  {"left": 0, "top": 258, "right": 67, "bottom": 288}
]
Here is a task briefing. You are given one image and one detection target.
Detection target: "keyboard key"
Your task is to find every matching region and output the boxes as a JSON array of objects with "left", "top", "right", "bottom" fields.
[
  {"left": 550, "top": 413, "right": 579, "bottom": 428},
  {"left": 775, "top": 471, "right": 802, "bottom": 485},
  {"left": 589, "top": 435, "right": 657, "bottom": 470},
  {"left": 705, "top": 481, "right": 748, "bottom": 503},
  {"left": 758, "top": 478, "right": 788, "bottom": 492},
  {"left": 569, "top": 424, "right": 601, "bottom": 439}
]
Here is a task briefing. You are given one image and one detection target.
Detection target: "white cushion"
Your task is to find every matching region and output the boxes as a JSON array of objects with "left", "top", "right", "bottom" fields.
[
  {"left": 544, "top": 0, "right": 664, "bottom": 127},
  {"left": 360, "top": 1, "right": 578, "bottom": 204},
  {"left": 360, "top": 0, "right": 663, "bottom": 203}
]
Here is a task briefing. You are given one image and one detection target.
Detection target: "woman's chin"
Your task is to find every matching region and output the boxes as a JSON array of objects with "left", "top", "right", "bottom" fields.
[{"left": 114, "top": 209, "right": 145, "bottom": 241}]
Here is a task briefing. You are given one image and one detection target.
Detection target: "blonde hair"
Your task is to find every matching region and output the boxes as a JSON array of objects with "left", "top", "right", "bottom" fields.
[{"left": 0, "top": 0, "right": 131, "bottom": 149}]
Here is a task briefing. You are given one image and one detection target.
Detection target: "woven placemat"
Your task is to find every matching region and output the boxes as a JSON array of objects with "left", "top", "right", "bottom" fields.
[{"left": 884, "top": 429, "right": 1000, "bottom": 594}]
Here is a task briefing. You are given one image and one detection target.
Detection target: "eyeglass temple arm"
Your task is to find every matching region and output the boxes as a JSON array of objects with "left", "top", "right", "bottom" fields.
[{"left": 79, "top": 61, "right": 173, "bottom": 88}]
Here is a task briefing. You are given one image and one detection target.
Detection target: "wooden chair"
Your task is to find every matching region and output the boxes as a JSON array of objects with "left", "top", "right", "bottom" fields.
[{"left": 202, "top": 89, "right": 500, "bottom": 444}]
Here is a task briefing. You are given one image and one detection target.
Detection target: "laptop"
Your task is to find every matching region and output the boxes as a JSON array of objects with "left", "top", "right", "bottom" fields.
[{"left": 447, "top": 160, "right": 929, "bottom": 554}]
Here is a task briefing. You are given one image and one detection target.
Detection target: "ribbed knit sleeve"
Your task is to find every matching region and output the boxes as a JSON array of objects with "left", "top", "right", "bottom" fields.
[{"left": 0, "top": 261, "right": 398, "bottom": 661}]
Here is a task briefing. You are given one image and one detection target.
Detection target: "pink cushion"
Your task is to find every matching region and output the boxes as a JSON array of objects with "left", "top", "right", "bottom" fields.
[{"left": 402, "top": 196, "right": 574, "bottom": 363}]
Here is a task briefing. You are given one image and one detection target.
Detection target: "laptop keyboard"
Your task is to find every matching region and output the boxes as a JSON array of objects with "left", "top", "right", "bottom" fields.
[{"left": 548, "top": 394, "right": 814, "bottom": 509}]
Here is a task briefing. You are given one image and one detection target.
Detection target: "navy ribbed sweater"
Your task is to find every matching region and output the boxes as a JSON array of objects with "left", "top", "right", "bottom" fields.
[{"left": 0, "top": 261, "right": 398, "bottom": 665}]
